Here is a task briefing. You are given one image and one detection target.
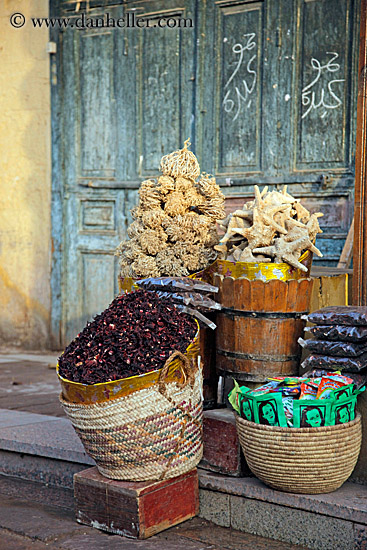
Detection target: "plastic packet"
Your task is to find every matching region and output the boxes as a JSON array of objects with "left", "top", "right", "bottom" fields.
[
  {"left": 330, "top": 383, "right": 354, "bottom": 401},
  {"left": 136, "top": 277, "right": 218, "bottom": 294},
  {"left": 248, "top": 381, "right": 280, "bottom": 395},
  {"left": 252, "top": 393, "right": 288, "bottom": 427},
  {"left": 316, "top": 375, "right": 353, "bottom": 400},
  {"left": 228, "top": 380, "right": 250, "bottom": 414},
  {"left": 305, "top": 324, "right": 367, "bottom": 343},
  {"left": 153, "top": 290, "right": 221, "bottom": 310},
  {"left": 307, "top": 306, "right": 367, "bottom": 326},
  {"left": 175, "top": 305, "right": 217, "bottom": 330},
  {"left": 282, "top": 396, "right": 294, "bottom": 426},
  {"left": 240, "top": 392, "right": 257, "bottom": 422},
  {"left": 301, "top": 353, "right": 367, "bottom": 373},
  {"left": 299, "top": 383, "right": 318, "bottom": 400},
  {"left": 293, "top": 399, "right": 332, "bottom": 428},
  {"left": 298, "top": 337, "right": 367, "bottom": 357},
  {"left": 304, "top": 369, "right": 367, "bottom": 391},
  {"left": 330, "top": 394, "right": 357, "bottom": 425}
]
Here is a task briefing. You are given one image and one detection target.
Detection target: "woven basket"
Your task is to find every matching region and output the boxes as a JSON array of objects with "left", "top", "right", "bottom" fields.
[
  {"left": 60, "top": 351, "right": 203, "bottom": 482},
  {"left": 236, "top": 413, "right": 362, "bottom": 494}
]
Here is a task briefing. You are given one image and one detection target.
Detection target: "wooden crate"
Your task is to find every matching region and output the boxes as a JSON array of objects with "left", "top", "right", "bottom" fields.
[
  {"left": 201, "top": 409, "right": 250, "bottom": 477},
  {"left": 74, "top": 467, "right": 199, "bottom": 539}
]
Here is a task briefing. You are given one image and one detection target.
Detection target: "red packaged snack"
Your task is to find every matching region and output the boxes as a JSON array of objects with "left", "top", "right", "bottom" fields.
[
  {"left": 299, "top": 383, "right": 318, "bottom": 400},
  {"left": 316, "top": 374, "right": 353, "bottom": 400}
]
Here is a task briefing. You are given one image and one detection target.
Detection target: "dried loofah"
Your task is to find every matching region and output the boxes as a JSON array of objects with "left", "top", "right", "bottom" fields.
[
  {"left": 131, "top": 254, "right": 160, "bottom": 278},
  {"left": 156, "top": 175, "right": 175, "bottom": 195},
  {"left": 155, "top": 247, "right": 189, "bottom": 277},
  {"left": 185, "top": 187, "right": 205, "bottom": 208},
  {"left": 164, "top": 191, "right": 188, "bottom": 217},
  {"left": 127, "top": 220, "right": 145, "bottom": 239},
  {"left": 139, "top": 228, "right": 168, "bottom": 255},
  {"left": 117, "top": 141, "right": 223, "bottom": 278},
  {"left": 160, "top": 139, "right": 200, "bottom": 181},
  {"left": 138, "top": 180, "right": 162, "bottom": 211},
  {"left": 175, "top": 176, "right": 193, "bottom": 194},
  {"left": 141, "top": 209, "right": 169, "bottom": 230}
]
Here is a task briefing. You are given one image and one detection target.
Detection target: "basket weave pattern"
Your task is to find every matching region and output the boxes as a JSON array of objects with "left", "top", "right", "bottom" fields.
[
  {"left": 236, "top": 413, "right": 362, "bottom": 494},
  {"left": 61, "top": 361, "right": 203, "bottom": 482}
]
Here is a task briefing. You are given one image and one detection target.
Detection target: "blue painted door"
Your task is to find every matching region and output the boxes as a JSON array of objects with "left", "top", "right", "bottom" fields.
[{"left": 51, "top": 0, "right": 359, "bottom": 347}]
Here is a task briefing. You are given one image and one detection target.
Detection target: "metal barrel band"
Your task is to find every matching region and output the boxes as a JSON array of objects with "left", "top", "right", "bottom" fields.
[
  {"left": 217, "top": 348, "right": 300, "bottom": 363},
  {"left": 220, "top": 307, "right": 308, "bottom": 319}
]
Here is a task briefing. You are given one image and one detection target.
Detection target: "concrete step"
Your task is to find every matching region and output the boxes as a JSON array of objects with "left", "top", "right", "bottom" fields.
[
  {"left": 1, "top": 408, "right": 367, "bottom": 549},
  {"left": 0, "top": 409, "right": 93, "bottom": 488}
]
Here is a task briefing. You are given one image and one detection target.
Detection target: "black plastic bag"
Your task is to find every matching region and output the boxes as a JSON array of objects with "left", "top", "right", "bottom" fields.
[
  {"left": 299, "top": 338, "right": 367, "bottom": 357},
  {"left": 305, "top": 324, "right": 367, "bottom": 343},
  {"left": 301, "top": 353, "right": 367, "bottom": 373},
  {"left": 307, "top": 306, "right": 367, "bottom": 326}
]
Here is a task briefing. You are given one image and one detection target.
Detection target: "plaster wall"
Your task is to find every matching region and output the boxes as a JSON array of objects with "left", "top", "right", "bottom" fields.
[{"left": 0, "top": 0, "right": 51, "bottom": 349}]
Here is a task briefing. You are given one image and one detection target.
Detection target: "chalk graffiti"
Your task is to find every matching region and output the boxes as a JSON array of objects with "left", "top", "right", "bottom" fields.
[
  {"left": 302, "top": 52, "right": 344, "bottom": 120},
  {"left": 222, "top": 33, "right": 257, "bottom": 122}
]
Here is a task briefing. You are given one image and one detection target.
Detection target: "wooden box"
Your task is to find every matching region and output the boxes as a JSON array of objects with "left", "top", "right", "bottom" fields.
[
  {"left": 74, "top": 467, "right": 199, "bottom": 539},
  {"left": 201, "top": 409, "right": 250, "bottom": 477}
]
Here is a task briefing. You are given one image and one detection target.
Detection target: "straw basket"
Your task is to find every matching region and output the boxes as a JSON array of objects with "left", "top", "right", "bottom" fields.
[
  {"left": 60, "top": 350, "right": 203, "bottom": 482},
  {"left": 236, "top": 413, "right": 362, "bottom": 494}
]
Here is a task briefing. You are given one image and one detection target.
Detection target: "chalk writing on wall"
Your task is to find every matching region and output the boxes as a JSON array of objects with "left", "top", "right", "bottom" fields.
[
  {"left": 301, "top": 52, "right": 345, "bottom": 120},
  {"left": 222, "top": 33, "right": 257, "bottom": 122}
]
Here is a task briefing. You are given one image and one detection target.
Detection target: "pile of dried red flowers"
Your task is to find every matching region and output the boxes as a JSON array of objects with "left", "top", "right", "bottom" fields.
[{"left": 58, "top": 290, "right": 197, "bottom": 384}]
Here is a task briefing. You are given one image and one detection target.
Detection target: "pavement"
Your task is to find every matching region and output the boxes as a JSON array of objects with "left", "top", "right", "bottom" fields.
[{"left": 0, "top": 352, "right": 309, "bottom": 549}]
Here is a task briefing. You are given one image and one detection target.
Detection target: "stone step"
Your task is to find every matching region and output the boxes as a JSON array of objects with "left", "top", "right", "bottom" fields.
[
  {"left": 1, "top": 408, "right": 367, "bottom": 549},
  {"left": 0, "top": 409, "right": 93, "bottom": 488}
]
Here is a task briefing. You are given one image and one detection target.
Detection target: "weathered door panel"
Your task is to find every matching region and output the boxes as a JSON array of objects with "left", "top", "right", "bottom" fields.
[
  {"left": 54, "top": 0, "right": 197, "bottom": 345},
  {"left": 198, "top": 0, "right": 359, "bottom": 265}
]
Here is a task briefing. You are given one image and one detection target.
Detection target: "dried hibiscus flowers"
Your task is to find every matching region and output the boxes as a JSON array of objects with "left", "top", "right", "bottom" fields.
[
  {"left": 58, "top": 290, "right": 197, "bottom": 385},
  {"left": 115, "top": 139, "right": 225, "bottom": 279}
]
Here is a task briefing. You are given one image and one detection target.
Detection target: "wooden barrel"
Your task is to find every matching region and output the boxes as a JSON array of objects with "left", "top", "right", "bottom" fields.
[{"left": 214, "top": 275, "right": 314, "bottom": 383}]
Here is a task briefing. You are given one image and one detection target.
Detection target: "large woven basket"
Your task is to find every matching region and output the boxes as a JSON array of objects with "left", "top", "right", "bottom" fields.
[
  {"left": 60, "top": 351, "right": 203, "bottom": 482},
  {"left": 236, "top": 413, "right": 362, "bottom": 494}
]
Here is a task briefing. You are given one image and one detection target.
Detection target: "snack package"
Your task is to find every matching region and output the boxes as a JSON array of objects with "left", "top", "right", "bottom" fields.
[
  {"left": 239, "top": 392, "right": 257, "bottom": 422},
  {"left": 305, "top": 324, "right": 367, "bottom": 343},
  {"left": 307, "top": 306, "right": 367, "bottom": 326},
  {"left": 316, "top": 374, "right": 353, "bottom": 400},
  {"left": 301, "top": 353, "right": 367, "bottom": 373},
  {"left": 330, "top": 384, "right": 354, "bottom": 401},
  {"left": 299, "top": 337, "right": 367, "bottom": 357},
  {"left": 282, "top": 396, "right": 294, "bottom": 427},
  {"left": 228, "top": 380, "right": 250, "bottom": 414},
  {"left": 299, "top": 383, "right": 318, "bottom": 400},
  {"left": 330, "top": 395, "right": 357, "bottom": 425},
  {"left": 304, "top": 369, "right": 367, "bottom": 391},
  {"left": 253, "top": 393, "right": 288, "bottom": 427},
  {"left": 249, "top": 381, "right": 281, "bottom": 395},
  {"left": 136, "top": 277, "right": 218, "bottom": 294},
  {"left": 293, "top": 399, "right": 332, "bottom": 428}
]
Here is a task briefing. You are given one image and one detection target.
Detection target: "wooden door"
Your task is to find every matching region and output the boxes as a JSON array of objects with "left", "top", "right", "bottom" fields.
[
  {"left": 51, "top": 0, "right": 196, "bottom": 346},
  {"left": 197, "top": 0, "right": 359, "bottom": 266}
]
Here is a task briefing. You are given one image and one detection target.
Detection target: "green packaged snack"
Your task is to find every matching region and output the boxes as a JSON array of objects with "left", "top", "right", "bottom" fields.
[
  {"left": 330, "top": 384, "right": 354, "bottom": 401},
  {"left": 331, "top": 395, "right": 357, "bottom": 425},
  {"left": 253, "top": 393, "right": 288, "bottom": 427},
  {"left": 239, "top": 392, "right": 257, "bottom": 422},
  {"left": 228, "top": 380, "right": 250, "bottom": 414},
  {"left": 293, "top": 399, "right": 332, "bottom": 428}
]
